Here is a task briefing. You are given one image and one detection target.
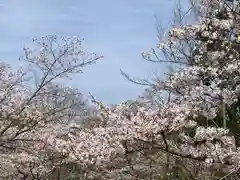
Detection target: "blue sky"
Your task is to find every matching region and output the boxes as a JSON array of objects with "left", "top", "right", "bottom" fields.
[{"left": 0, "top": 0, "right": 184, "bottom": 104}]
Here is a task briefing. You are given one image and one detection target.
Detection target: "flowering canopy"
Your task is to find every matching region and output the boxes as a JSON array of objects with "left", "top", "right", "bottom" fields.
[
  {"left": 2, "top": 0, "right": 240, "bottom": 179},
  {"left": 47, "top": 0, "right": 240, "bottom": 178}
]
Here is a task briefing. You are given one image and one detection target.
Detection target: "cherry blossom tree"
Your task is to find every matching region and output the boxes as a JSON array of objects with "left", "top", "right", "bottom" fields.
[
  {"left": 117, "top": 0, "right": 240, "bottom": 179},
  {"left": 0, "top": 35, "right": 102, "bottom": 179}
]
